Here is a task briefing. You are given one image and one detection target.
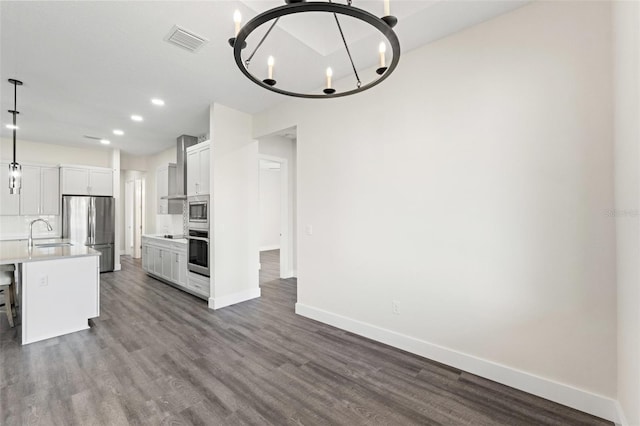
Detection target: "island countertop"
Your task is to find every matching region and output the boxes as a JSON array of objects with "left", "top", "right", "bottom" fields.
[
  {"left": 0, "top": 238, "right": 100, "bottom": 265},
  {"left": 142, "top": 234, "right": 188, "bottom": 244}
]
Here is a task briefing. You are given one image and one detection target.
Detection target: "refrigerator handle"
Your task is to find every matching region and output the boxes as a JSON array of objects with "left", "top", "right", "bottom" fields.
[
  {"left": 90, "top": 198, "right": 97, "bottom": 245},
  {"left": 86, "top": 199, "right": 92, "bottom": 245}
]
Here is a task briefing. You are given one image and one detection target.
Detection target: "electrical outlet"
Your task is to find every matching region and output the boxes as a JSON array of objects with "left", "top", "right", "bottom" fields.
[
  {"left": 305, "top": 225, "right": 313, "bottom": 236},
  {"left": 39, "top": 275, "right": 48, "bottom": 287},
  {"left": 392, "top": 300, "right": 400, "bottom": 315}
]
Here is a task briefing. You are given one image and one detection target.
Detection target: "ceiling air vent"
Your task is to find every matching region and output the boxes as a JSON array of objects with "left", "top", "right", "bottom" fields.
[
  {"left": 164, "top": 25, "right": 208, "bottom": 53},
  {"left": 83, "top": 135, "right": 102, "bottom": 140}
]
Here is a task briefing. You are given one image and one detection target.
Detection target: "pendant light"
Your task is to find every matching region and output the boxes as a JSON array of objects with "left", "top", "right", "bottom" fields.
[{"left": 7, "top": 79, "right": 23, "bottom": 195}]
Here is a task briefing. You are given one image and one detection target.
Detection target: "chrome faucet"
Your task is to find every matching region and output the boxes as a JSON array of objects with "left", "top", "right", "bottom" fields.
[{"left": 28, "top": 218, "right": 53, "bottom": 248}]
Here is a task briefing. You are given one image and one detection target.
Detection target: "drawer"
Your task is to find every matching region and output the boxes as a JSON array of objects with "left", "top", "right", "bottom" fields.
[{"left": 187, "top": 276, "right": 209, "bottom": 296}]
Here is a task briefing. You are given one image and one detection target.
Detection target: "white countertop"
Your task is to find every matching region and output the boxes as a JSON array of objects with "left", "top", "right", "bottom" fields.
[
  {"left": 142, "top": 235, "right": 188, "bottom": 244},
  {"left": 0, "top": 238, "right": 100, "bottom": 265}
]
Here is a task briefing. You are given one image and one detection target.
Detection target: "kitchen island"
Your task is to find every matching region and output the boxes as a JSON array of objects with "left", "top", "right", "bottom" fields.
[{"left": 0, "top": 239, "right": 100, "bottom": 344}]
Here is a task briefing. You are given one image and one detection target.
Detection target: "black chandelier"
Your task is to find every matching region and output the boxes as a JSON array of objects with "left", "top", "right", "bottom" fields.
[
  {"left": 229, "top": 0, "right": 400, "bottom": 99},
  {"left": 7, "top": 79, "right": 23, "bottom": 195}
]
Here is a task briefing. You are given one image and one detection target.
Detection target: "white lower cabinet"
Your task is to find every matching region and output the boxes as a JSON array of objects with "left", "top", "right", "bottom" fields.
[{"left": 141, "top": 237, "right": 204, "bottom": 298}]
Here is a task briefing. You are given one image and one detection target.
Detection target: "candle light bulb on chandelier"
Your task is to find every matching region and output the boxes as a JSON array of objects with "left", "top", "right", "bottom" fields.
[
  {"left": 379, "top": 42, "right": 386, "bottom": 67},
  {"left": 263, "top": 56, "right": 277, "bottom": 86},
  {"left": 233, "top": 10, "right": 242, "bottom": 36},
  {"left": 268, "top": 56, "right": 274, "bottom": 79},
  {"left": 323, "top": 67, "right": 336, "bottom": 95}
]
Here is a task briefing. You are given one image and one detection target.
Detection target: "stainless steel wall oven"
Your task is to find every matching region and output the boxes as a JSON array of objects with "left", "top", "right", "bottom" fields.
[{"left": 187, "top": 228, "right": 209, "bottom": 277}]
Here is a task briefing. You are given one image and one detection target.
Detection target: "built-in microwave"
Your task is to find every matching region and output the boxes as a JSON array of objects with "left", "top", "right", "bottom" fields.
[{"left": 188, "top": 195, "right": 209, "bottom": 230}]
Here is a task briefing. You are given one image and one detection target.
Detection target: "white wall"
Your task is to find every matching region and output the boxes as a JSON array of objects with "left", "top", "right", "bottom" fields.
[
  {"left": 121, "top": 153, "right": 147, "bottom": 171},
  {"left": 259, "top": 135, "right": 297, "bottom": 275},
  {"left": 0, "top": 138, "right": 114, "bottom": 240},
  {"left": 209, "top": 103, "right": 260, "bottom": 309},
  {"left": 254, "top": 1, "right": 617, "bottom": 420},
  {"left": 259, "top": 165, "right": 281, "bottom": 251},
  {"left": 0, "top": 138, "right": 112, "bottom": 167},
  {"left": 143, "top": 146, "right": 183, "bottom": 236},
  {"left": 613, "top": 1, "right": 640, "bottom": 425}
]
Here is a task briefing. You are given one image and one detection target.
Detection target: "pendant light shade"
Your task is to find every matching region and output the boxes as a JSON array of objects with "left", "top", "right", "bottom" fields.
[
  {"left": 7, "top": 78, "right": 23, "bottom": 195},
  {"left": 8, "top": 162, "right": 21, "bottom": 195}
]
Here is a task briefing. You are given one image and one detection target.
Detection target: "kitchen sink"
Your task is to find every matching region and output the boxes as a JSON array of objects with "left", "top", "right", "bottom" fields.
[{"left": 35, "top": 242, "right": 73, "bottom": 248}]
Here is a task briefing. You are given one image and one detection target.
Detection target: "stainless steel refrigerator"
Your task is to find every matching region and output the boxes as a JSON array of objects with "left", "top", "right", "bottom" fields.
[{"left": 62, "top": 195, "right": 115, "bottom": 272}]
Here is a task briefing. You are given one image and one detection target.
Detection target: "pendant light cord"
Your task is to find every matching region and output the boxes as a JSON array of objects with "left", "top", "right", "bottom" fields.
[{"left": 10, "top": 81, "right": 18, "bottom": 165}]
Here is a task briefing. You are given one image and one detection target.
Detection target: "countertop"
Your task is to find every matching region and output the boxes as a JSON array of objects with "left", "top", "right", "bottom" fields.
[
  {"left": 0, "top": 238, "right": 100, "bottom": 265},
  {"left": 142, "top": 235, "right": 188, "bottom": 244}
]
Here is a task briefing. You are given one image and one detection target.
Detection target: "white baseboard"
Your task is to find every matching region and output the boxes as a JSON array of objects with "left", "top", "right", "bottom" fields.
[
  {"left": 295, "top": 303, "right": 620, "bottom": 424},
  {"left": 114, "top": 263, "right": 122, "bottom": 272},
  {"left": 614, "top": 401, "right": 629, "bottom": 426},
  {"left": 260, "top": 245, "right": 280, "bottom": 252},
  {"left": 209, "top": 287, "right": 261, "bottom": 310}
]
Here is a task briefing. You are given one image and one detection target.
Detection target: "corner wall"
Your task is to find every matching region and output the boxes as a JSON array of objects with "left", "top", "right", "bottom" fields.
[
  {"left": 253, "top": 1, "right": 617, "bottom": 420},
  {"left": 613, "top": 1, "right": 640, "bottom": 424},
  {"left": 209, "top": 103, "right": 260, "bottom": 309}
]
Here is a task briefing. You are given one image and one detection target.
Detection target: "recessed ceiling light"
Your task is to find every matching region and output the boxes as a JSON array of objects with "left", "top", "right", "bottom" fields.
[
  {"left": 100, "top": 139, "right": 111, "bottom": 145},
  {"left": 131, "top": 115, "right": 143, "bottom": 122},
  {"left": 5, "top": 124, "right": 19, "bottom": 130},
  {"left": 151, "top": 98, "right": 165, "bottom": 106},
  {"left": 113, "top": 129, "right": 124, "bottom": 136}
]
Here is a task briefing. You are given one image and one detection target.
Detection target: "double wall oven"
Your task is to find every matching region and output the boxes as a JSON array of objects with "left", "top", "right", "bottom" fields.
[{"left": 187, "top": 195, "right": 210, "bottom": 277}]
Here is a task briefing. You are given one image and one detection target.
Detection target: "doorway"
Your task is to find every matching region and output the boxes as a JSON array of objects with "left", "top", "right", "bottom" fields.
[
  {"left": 124, "top": 172, "right": 145, "bottom": 259},
  {"left": 258, "top": 127, "right": 297, "bottom": 279}
]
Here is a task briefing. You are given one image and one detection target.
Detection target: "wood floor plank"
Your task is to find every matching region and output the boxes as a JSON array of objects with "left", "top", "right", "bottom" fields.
[{"left": 0, "top": 250, "right": 612, "bottom": 425}]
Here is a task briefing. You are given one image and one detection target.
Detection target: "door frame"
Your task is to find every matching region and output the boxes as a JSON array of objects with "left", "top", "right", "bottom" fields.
[
  {"left": 125, "top": 180, "right": 134, "bottom": 256},
  {"left": 259, "top": 154, "right": 293, "bottom": 278}
]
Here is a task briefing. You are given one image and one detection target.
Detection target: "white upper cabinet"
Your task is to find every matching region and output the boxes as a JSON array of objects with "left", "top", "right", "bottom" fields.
[
  {"left": 89, "top": 169, "right": 113, "bottom": 196},
  {"left": 19, "top": 165, "right": 61, "bottom": 216},
  {"left": 0, "top": 162, "right": 20, "bottom": 215},
  {"left": 41, "top": 167, "right": 60, "bottom": 214},
  {"left": 186, "top": 141, "right": 210, "bottom": 196},
  {"left": 60, "top": 166, "right": 113, "bottom": 196}
]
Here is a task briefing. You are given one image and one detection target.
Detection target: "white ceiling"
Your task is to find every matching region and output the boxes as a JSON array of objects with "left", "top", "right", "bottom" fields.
[{"left": 0, "top": 0, "right": 529, "bottom": 157}]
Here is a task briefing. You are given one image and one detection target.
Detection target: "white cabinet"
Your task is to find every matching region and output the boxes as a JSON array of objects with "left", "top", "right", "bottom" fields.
[
  {"left": 89, "top": 169, "right": 113, "bottom": 196},
  {"left": 157, "top": 164, "right": 181, "bottom": 215},
  {"left": 187, "top": 272, "right": 210, "bottom": 298},
  {"left": 141, "top": 237, "right": 195, "bottom": 296},
  {"left": 186, "top": 141, "right": 210, "bottom": 196},
  {"left": 60, "top": 166, "right": 113, "bottom": 196},
  {"left": 20, "top": 165, "right": 60, "bottom": 215},
  {"left": 142, "top": 245, "right": 149, "bottom": 271},
  {"left": 41, "top": 167, "right": 60, "bottom": 214},
  {"left": 174, "top": 251, "right": 187, "bottom": 286}
]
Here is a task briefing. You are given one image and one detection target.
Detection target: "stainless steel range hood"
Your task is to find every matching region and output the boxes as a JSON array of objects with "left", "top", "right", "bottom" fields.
[{"left": 162, "top": 134, "right": 198, "bottom": 200}]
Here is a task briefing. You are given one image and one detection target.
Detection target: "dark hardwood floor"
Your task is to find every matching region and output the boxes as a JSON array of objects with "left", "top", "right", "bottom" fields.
[{"left": 0, "top": 250, "right": 612, "bottom": 425}]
